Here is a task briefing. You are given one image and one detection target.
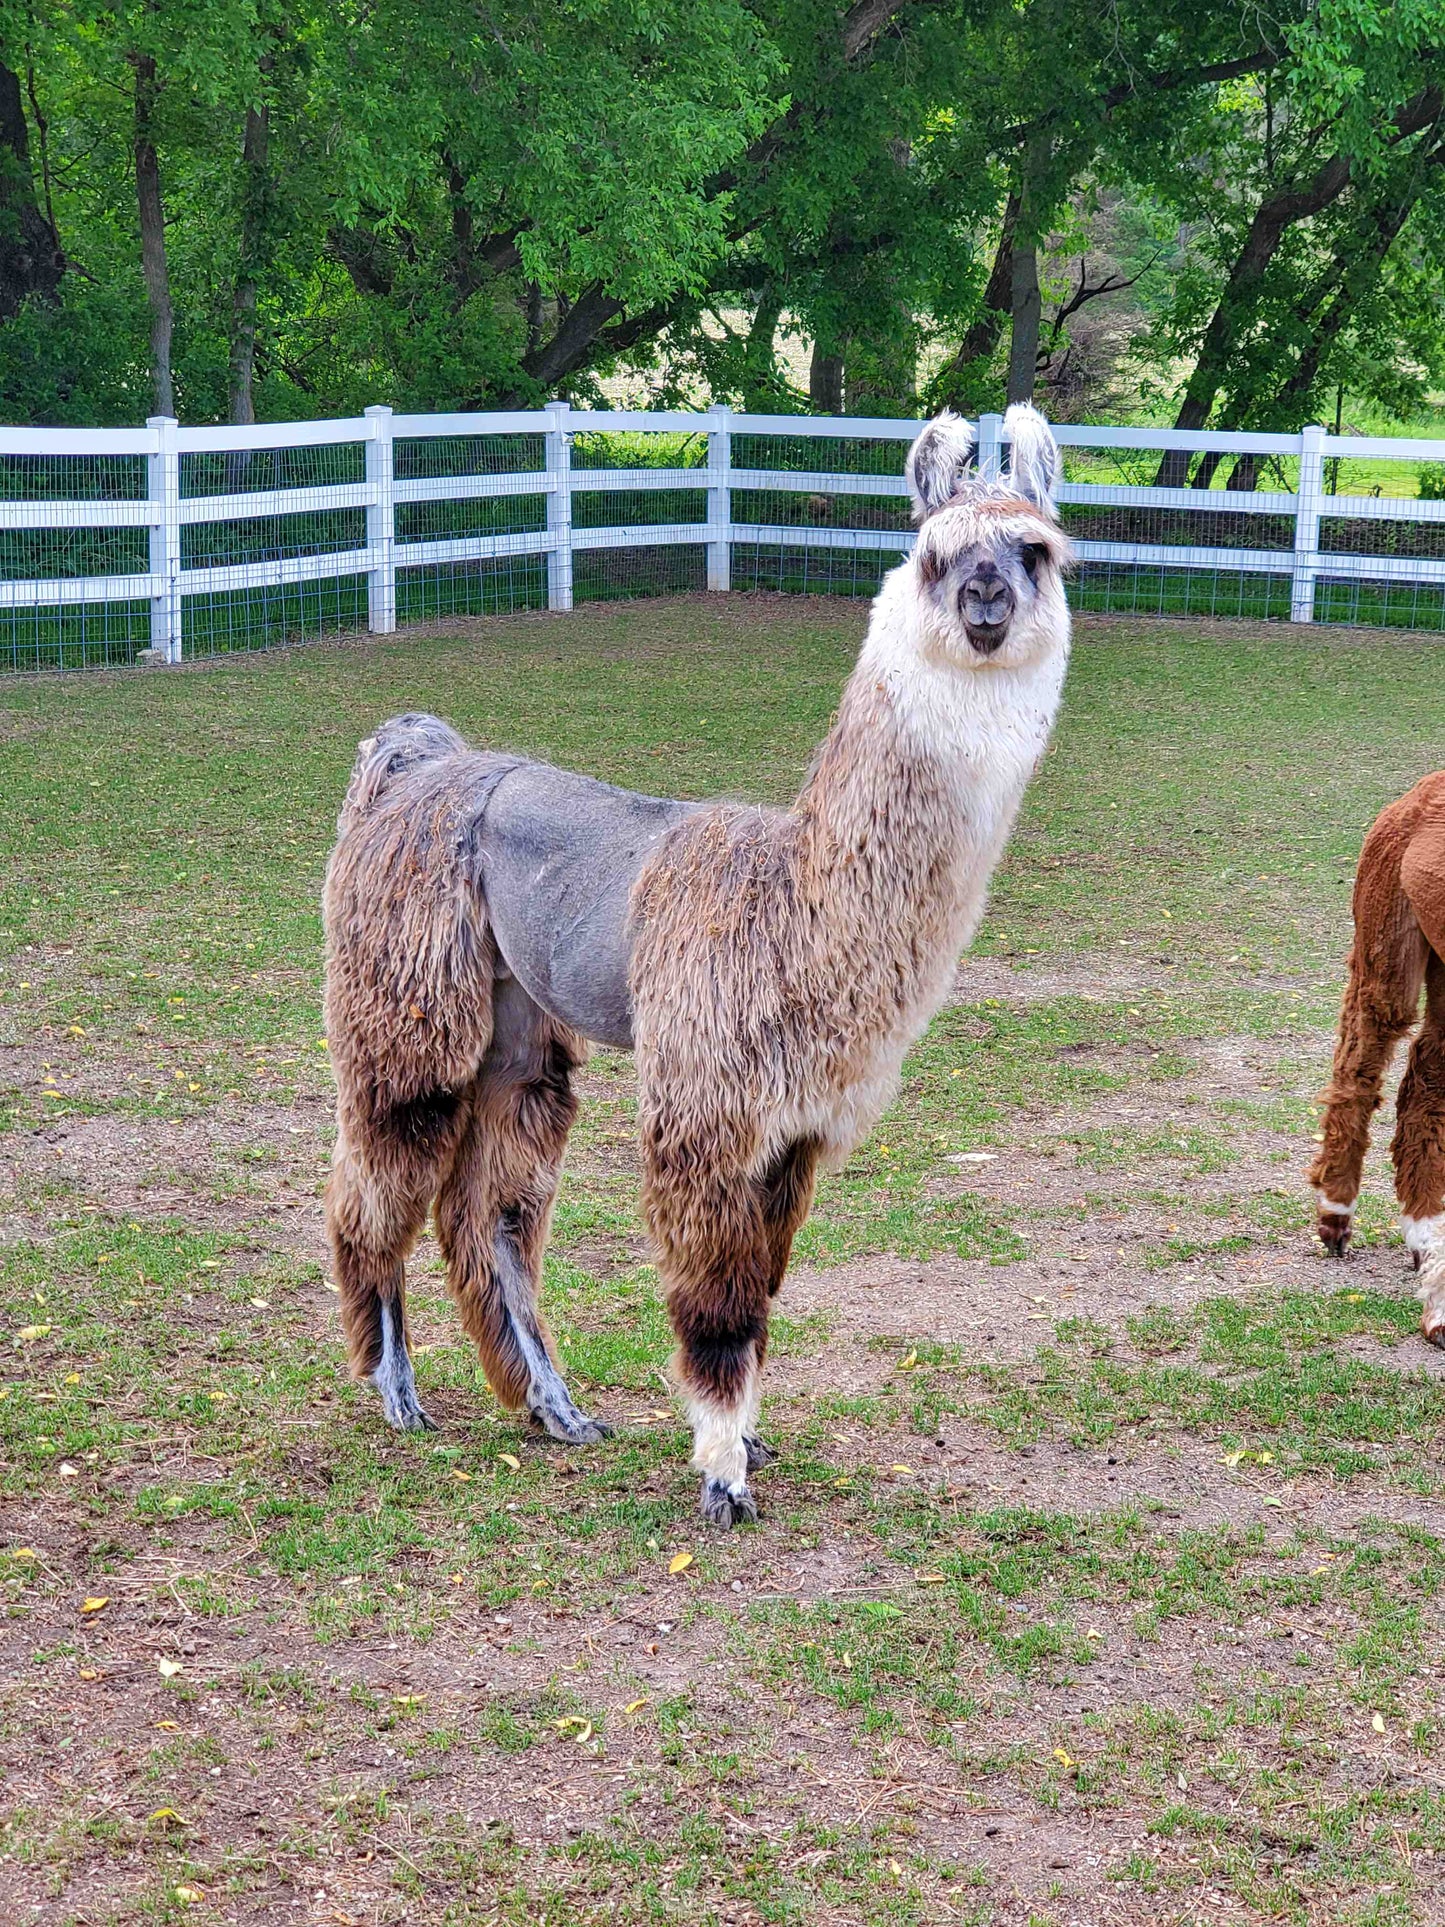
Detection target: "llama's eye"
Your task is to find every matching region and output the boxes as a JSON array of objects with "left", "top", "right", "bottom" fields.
[{"left": 1020, "top": 543, "right": 1045, "bottom": 576}]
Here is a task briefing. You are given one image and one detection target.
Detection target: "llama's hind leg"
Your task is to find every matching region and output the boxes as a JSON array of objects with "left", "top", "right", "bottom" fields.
[
  {"left": 435, "top": 980, "right": 607, "bottom": 1444},
  {"left": 327, "top": 1139, "right": 439, "bottom": 1432},
  {"left": 647, "top": 1151, "right": 773, "bottom": 1528},
  {"left": 742, "top": 1138, "right": 821, "bottom": 1472}
]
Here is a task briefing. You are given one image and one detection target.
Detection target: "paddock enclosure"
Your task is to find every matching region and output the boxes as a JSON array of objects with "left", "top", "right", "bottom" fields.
[
  {"left": 3, "top": 604, "right": 1445, "bottom": 1924},
  {"left": 8, "top": 406, "right": 1445, "bottom": 674}
]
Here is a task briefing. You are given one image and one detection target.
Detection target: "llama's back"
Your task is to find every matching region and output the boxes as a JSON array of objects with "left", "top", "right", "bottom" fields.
[{"left": 1353, "top": 771, "right": 1445, "bottom": 973}]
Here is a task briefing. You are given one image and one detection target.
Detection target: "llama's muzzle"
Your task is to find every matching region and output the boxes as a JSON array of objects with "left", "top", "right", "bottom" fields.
[{"left": 961, "top": 560, "right": 1013, "bottom": 652}]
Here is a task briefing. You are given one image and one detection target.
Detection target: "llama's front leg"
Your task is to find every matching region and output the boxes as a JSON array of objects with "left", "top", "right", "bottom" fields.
[
  {"left": 1392, "top": 963, "right": 1445, "bottom": 1283},
  {"left": 1309, "top": 947, "right": 1422, "bottom": 1255},
  {"left": 648, "top": 1165, "right": 773, "bottom": 1528}
]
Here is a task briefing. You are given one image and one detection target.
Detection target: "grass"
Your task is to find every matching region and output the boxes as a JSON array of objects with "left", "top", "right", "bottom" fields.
[{"left": 3, "top": 601, "right": 1445, "bottom": 1924}]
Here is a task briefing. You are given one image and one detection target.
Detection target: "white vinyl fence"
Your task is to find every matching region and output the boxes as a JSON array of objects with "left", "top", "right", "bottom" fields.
[{"left": 3, "top": 404, "right": 1445, "bottom": 670}]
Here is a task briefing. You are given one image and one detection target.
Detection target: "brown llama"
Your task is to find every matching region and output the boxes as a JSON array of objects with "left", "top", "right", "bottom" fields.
[
  {"left": 1309, "top": 770, "right": 1445, "bottom": 1347},
  {"left": 322, "top": 405, "right": 1075, "bottom": 1525}
]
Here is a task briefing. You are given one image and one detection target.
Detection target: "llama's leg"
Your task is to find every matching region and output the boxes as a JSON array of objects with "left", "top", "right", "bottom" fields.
[
  {"left": 434, "top": 979, "right": 607, "bottom": 1444},
  {"left": 646, "top": 1145, "right": 773, "bottom": 1527},
  {"left": 1309, "top": 925, "right": 1425, "bottom": 1256},
  {"left": 742, "top": 1138, "right": 821, "bottom": 1471},
  {"left": 1392, "top": 956, "right": 1445, "bottom": 1281},
  {"left": 327, "top": 1131, "right": 445, "bottom": 1432}
]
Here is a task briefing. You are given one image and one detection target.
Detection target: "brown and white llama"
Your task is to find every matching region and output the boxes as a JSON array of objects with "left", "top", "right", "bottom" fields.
[
  {"left": 1309, "top": 771, "right": 1445, "bottom": 1347},
  {"left": 321, "top": 404, "right": 1075, "bottom": 1525}
]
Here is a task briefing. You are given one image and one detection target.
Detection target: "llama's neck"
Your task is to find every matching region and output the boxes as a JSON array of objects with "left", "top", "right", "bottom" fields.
[{"left": 795, "top": 567, "right": 1066, "bottom": 1026}]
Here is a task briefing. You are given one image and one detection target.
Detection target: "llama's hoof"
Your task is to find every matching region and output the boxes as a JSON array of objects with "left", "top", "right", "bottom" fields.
[
  {"left": 1423, "top": 1317, "right": 1445, "bottom": 1350},
  {"left": 375, "top": 1387, "right": 438, "bottom": 1433},
  {"left": 743, "top": 1433, "right": 778, "bottom": 1471},
  {"left": 699, "top": 1478, "right": 758, "bottom": 1529},
  {"left": 1316, "top": 1212, "right": 1352, "bottom": 1258},
  {"left": 1409, "top": 1248, "right": 1423, "bottom": 1272},
  {"left": 530, "top": 1402, "right": 612, "bottom": 1446}
]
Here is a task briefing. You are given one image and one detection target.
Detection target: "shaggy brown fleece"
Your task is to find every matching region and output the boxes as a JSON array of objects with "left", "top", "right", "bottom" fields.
[{"left": 1310, "top": 769, "right": 1445, "bottom": 1345}]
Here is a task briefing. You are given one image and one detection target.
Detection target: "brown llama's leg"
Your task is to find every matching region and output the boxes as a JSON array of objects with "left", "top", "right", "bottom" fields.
[
  {"left": 645, "top": 1135, "right": 775, "bottom": 1528},
  {"left": 433, "top": 977, "right": 607, "bottom": 1444},
  {"left": 1392, "top": 954, "right": 1445, "bottom": 1282},
  {"left": 741, "top": 1138, "right": 821, "bottom": 1473},
  {"left": 1309, "top": 881, "right": 1426, "bottom": 1256},
  {"left": 326, "top": 1096, "right": 466, "bottom": 1432}
]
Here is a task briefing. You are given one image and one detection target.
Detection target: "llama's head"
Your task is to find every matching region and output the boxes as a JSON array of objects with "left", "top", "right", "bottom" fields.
[{"left": 905, "top": 404, "right": 1073, "bottom": 669}]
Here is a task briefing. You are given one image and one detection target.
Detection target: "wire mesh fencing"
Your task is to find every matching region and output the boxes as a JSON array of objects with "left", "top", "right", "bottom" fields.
[{"left": 5, "top": 408, "right": 1445, "bottom": 673}]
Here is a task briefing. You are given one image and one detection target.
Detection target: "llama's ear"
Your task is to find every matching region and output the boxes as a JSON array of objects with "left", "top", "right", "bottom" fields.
[
  {"left": 905, "top": 411, "right": 977, "bottom": 522},
  {"left": 1002, "top": 403, "right": 1062, "bottom": 510}
]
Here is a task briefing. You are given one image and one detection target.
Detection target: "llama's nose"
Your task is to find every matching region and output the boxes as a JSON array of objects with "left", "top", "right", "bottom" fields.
[{"left": 961, "top": 560, "right": 1014, "bottom": 635}]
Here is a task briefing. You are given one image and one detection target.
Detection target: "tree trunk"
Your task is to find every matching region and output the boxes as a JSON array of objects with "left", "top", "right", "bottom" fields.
[
  {"left": 1149, "top": 97, "right": 1442, "bottom": 486},
  {"left": 0, "top": 56, "right": 63, "bottom": 320},
  {"left": 741, "top": 284, "right": 782, "bottom": 406},
  {"left": 1006, "top": 135, "right": 1050, "bottom": 407},
  {"left": 809, "top": 342, "right": 845, "bottom": 413},
  {"left": 228, "top": 101, "right": 269, "bottom": 425},
  {"left": 1006, "top": 237, "right": 1041, "bottom": 405},
  {"left": 133, "top": 52, "right": 174, "bottom": 417},
  {"left": 929, "top": 192, "right": 1018, "bottom": 406}
]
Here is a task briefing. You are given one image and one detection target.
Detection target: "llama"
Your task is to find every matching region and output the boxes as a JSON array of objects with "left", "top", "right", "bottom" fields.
[
  {"left": 322, "top": 404, "right": 1075, "bottom": 1525},
  {"left": 1309, "top": 770, "right": 1445, "bottom": 1347}
]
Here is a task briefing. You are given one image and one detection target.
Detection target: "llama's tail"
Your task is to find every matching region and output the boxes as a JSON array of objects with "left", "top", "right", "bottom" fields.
[{"left": 338, "top": 712, "right": 468, "bottom": 835}]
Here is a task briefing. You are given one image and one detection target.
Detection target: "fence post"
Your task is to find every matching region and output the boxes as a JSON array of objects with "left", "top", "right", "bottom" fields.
[
  {"left": 545, "top": 399, "right": 574, "bottom": 611},
  {"left": 976, "top": 412, "right": 1004, "bottom": 483},
  {"left": 145, "top": 414, "right": 181, "bottom": 663},
  {"left": 706, "top": 403, "right": 732, "bottom": 592},
  {"left": 364, "top": 404, "right": 396, "bottom": 634},
  {"left": 1290, "top": 424, "right": 1325, "bottom": 623}
]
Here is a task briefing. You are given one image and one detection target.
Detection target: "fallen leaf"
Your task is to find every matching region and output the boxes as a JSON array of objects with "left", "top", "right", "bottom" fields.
[
  {"left": 78, "top": 1667, "right": 99, "bottom": 1679},
  {"left": 63, "top": 1372, "right": 80, "bottom": 1385},
  {"left": 393, "top": 1694, "right": 426, "bottom": 1708},
  {"left": 148, "top": 1808, "right": 183, "bottom": 1825},
  {"left": 890, "top": 1463, "right": 915, "bottom": 1475},
  {"left": 1177, "top": 1771, "right": 1188, "bottom": 1791},
  {"left": 841, "top": 1651, "right": 853, "bottom": 1669},
  {"left": 1221, "top": 1448, "right": 1246, "bottom": 1467},
  {"left": 1085, "top": 1627, "right": 1103, "bottom": 1641},
  {"left": 895, "top": 1349, "right": 919, "bottom": 1373},
  {"left": 7, "top": 1547, "right": 37, "bottom": 1561},
  {"left": 1372, "top": 1712, "right": 1387, "bottom": 1734},
  {"left": 249, "top": 1297, "right": 269, "bottom": 1310},
  {"left": 155, "top": 1720, "right": 179, "bottom": 1730},
  {"left": 16, "top": 1324, "right": 51, "bottom": 1342},
  {"left": 497, "top": 1451, "right": 521, "bottom": 1471},
  {"left": 668, "top": 1551, "right": 694, "bottom": 1575},
  {"left": 624, "top": 1697, "right": 649, "bottom": 1715},
  {"left": 80, "top": 1596, "right": 108, "bottom": 1614},
  {"left": 173, "top": 1885, "right": 204, "bottom": 1904},
  {"left": 917, "top": 1573, "right": 946, "bottom": 1585},
  {"left": 1261, "top": 1496, "right": 1284, "bottom": 1509},
  {"left": 888, "top": 1858, "right": 903, "bottom": 1878},
  {"left": 1053, "top": 1747, "right": 1075, "bottom": 1769},
  {"left": 157, "top": 1657, "right": 183, "bottom": 1678},
  {"left": 452, "top": 1468, "right": 472, "bottom": 1482},
  {"left": 58, "top": 1462, "right": 79, "bottom": 1478}
]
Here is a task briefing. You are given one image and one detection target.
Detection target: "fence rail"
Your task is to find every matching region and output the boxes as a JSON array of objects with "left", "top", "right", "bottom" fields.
[{"left": 3, "top": 404, "right": 1445, "bottom": 670}]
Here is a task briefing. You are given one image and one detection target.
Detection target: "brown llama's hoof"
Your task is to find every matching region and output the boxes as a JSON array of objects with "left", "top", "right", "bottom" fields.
[
  {"left": 699, "top": 1477, "right": 758, "bottom": 1529},
  {"left": 1316, "top": 1211, "right": 1353, "bottom": 1258},
  {"left": 744, "top": 1434, "right": 779, "bottom": 1471}
]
